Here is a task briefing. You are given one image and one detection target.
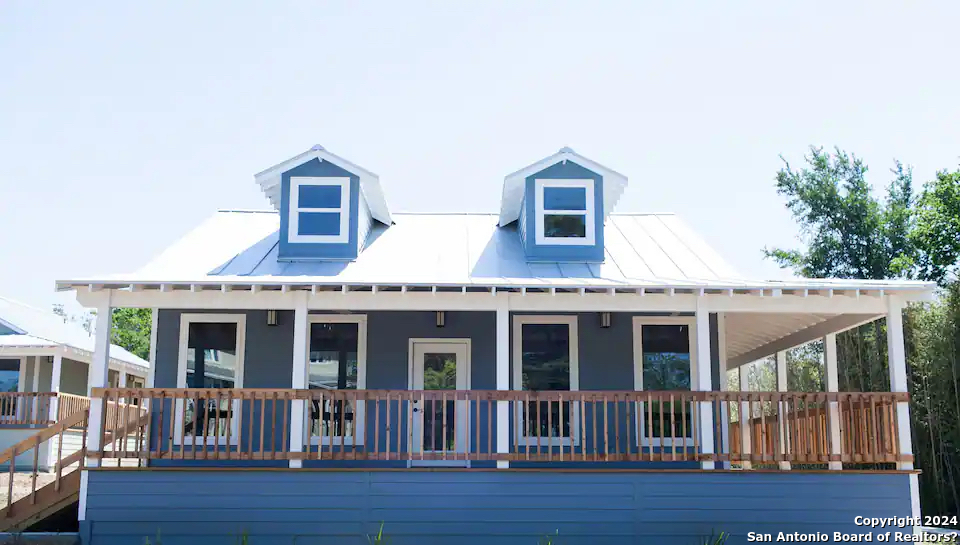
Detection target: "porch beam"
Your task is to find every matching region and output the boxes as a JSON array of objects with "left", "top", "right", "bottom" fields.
[
  {"left": 695, "top": 303, "right": 714, "bottom": 469},
  {"left": 727, "top": 313, "right": 880, "bottom": 368},
  {"left": 495, "top": 299, "right": 509, "bottom": 469},
  {"left": 774, "top": 351, "right": 791, "bottom": 470},
  {"left": 824, "top": 333, "right": 842, "bottom": 470},
  {"left": 289, "top": 293, "right": 309, "bottom": 469}
]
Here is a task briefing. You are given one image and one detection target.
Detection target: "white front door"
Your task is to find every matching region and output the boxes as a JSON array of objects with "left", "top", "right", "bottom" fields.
[{"left": 409, "top": 340, "right": 470, "bottom": 457}]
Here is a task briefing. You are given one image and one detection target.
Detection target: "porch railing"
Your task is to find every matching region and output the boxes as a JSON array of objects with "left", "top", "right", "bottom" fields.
[
  {"left": 90, "top": 388, "right": 911, "bottom": 468},
  {"left": 0, "top": 393, "right": 58, "bottom": 427}
]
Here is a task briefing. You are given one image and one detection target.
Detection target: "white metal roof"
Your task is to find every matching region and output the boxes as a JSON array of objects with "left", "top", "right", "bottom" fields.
[
  {"left": 253, "top": 145, "right": 392, "bottom": 225},
  {"left": 0, "top": 296, "right": 149, "bottom": 371},
  {"left": 55, "top": 210, "right": 935, "bottom": 297},
  {"left": 498, "top": 147, "right": 629, "bottom": 227}
]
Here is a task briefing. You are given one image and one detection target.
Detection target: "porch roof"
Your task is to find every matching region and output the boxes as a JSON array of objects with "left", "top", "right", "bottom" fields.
[{"left": 53, "top": 210, "right": 936, "bottom": 298}]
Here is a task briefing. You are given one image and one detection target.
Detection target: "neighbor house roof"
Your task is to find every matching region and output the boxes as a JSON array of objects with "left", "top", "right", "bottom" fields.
[
  {"left": 0, "top": 296, "right": 149, "bottom": 370},
  {"left": 253, "top": 145, "right": 392, "bottom": 225},
  {"left": 55, "top": 210, "right": 935, "bottom": 297}
]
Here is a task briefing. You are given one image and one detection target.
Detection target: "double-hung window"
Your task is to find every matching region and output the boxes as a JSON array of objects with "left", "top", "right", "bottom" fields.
[
  {"left": 632, "top": 316, "right": 697, "bottom": 447},
  {"left": 534, "top": 179, "right": 595, "bottom": 245},
  {"left": 288, "top": 177, "right": 350, "bottom": 244},
  {"left": 513, "top": 315, "right": 580, "bottom": 446}
]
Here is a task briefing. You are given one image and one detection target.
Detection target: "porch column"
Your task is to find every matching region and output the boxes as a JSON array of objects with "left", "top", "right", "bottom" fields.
[
  {"left": 289, "top": 293, "right": 309, "bottom": 469},
  {"left": 886, "top": 297, "right": 920, "bottom": 525},
  {"left": 86, "top": 290, "right": 112, "bottom": 470},
  {"left": 496, "top": 300, "right": 509, "bottom": 469},
  {"left": 774, "top": 351, "right": 791, "bottom": 470},
  {"left": 738, "top": 365, "right": 752, "bottom": 470},
  {"left": 695, "top": 304, "right": 715, "bottom": 470},
  {"left": 31, "top": 356, "right": 42, "bottom": 421},
  {"left": 823, "top": 333, "right": 842, "bottom": 470},
  {"left": 717, "top": 313, "right": 731, "bottom": 469},
  {"left": 146, "top": 309, "right": 158, "bottom": 388},
  {"left": 49, "top": 349, "right": 64, "bottom": 423}
]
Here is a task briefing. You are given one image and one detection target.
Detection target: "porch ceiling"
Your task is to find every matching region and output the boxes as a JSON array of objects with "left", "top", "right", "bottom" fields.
[{"left": 724, "top": 312, "right": 880, "bottom": 369}]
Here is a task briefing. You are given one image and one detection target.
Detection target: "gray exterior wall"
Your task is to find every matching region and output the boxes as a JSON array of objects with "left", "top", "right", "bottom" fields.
[
  {"left": 83, "top": 469, "right": 912, "bottom": 545},
  {"left": 60, "top": 357, "right": 89, "bottom": 395}
]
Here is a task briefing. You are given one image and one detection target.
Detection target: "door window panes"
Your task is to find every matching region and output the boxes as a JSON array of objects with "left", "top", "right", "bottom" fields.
[
  {"left": 641, "top": 324, "right": 692, "bottom": 439},
  {"left": 423, "top": 353, "right": 457, "bottom": 451},
  {"left": 184, "top": 322, "right": 238, "bottom": 438},
  {"left": 308, "top": 322, "right": 358, "bottom": 439},
  {"left": 521, "top": 323, "right": 571, "bottom": 438}
]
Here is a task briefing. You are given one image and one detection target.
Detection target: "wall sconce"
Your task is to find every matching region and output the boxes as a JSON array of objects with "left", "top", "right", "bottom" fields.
[
  {"left": 599, "top": 312, "right": 611, "bottom": 328},
  {"left": 436, "top": 311, "right": 445, "bottom": 328},
  {"left": 266, "top": 310, "right": 278, "bottom": 327}
]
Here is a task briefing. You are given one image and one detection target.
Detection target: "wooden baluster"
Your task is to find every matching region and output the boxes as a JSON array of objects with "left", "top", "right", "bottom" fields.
[
  {"left": 612, "top": 393, "right": 619, "bottom": 461},
  {"left": 372, "top": 395, "right": 380, "bottom": 461},
  {"left": 657, "top": 394, "right": 665, "bottom": 462},
  {"left": 581, "top": 395, "right": 588, "bottom": 462},
  {"left": 869, "top": 395, "right": 879, "bottom": 463},
  {"left": 31, "top": 434, "right": 40, "bottom": 503},
  {"left": 591, "top": 393, "right": 598, "bottom": 462},
  {"left": 645, "top": 392, "right": 653, "bottom": 461},
  {"left": 681, "top": 395, "right": 689, "bottom": 460},
  {"left": 55, "top": 426, "right": 64, "bottom": 492},
  {"left": 669, "top": 393, "right": 677, "bottom": 461},
  {"left": 387, "top": 393, "right": 394, "bottom": 461},
  {"left": 535, "top": 394, "right": 541, "bottom": 459},
  {"left": 315, "top": 391, "right": 324, "bottom": 461},
  {"left": 224, "top": 390, "right": 234, "bottom": 459},
  {"left": 546, "top": 396, "right": 554, "bottom": 462},
  {"left": 246, "top": 391, "right": 255, "bottom": 459},
  {"left": 558, "top": 393, "right": 565, "bottom": 462},
  {"left": 154, "top": 392, "right": 165, "bottom": 459},
  {"left": 7, "top": 450, "right": 15, "bottom": 511},
  {"left": 281, "top": 392, "right": 290, "bottom": 460},
  {"left": 487, "top": 394, "right": 494, "bottom": 460}
]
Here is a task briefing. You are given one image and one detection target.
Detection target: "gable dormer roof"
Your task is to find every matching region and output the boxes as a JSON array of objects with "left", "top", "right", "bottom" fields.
[
  {"left": 254, "top": 145, "right": 392, "bottom": 225},
  {"left": 498, "top": 147, "right": 628, "bottom": 227}
]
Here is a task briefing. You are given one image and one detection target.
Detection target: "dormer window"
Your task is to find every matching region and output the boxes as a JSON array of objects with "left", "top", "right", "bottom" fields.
[
  {"left": 288, "top": 177, "right": 351, "bottom": 244},
  {"left": 535, "top": 179, "right": 595, "bottom": 245}
]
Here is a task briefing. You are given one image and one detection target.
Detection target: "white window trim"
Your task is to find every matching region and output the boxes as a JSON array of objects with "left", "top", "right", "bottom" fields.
[
  {"left": 407, "top": 338, "right": 472, "bottom": 462},
  {"left": 306, "top": 314, "right": 367, "bottom": 447},
  {"left": 288, "top": 176, "right": 351, "bottom": 244},
  {"left": 512, "top": 315, "right": 580, "bottom": 447},
  {"left": 534, "top": 178, "right": 595, "bottom": 246},
  {"left": 632, "top": 316, "right": 698, "bottom": 448},
  {"left": 175, "top": 313, "right": 247, "bottom": 447}
]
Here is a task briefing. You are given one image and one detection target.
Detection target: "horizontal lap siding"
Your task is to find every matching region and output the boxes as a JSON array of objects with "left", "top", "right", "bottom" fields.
[{"left": 84, "top": 470, "right": 911, "bottom": 545}]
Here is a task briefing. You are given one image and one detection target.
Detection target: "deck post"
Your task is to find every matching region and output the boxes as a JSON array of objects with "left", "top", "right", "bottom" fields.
[
  {"left": 886, "top": 297, "right": 914, "bottom": 472},
  {"left": 289, "top": 292, "right": 309, "bottom": 469},
  {"left": 31, "top": 355, "right": 41, "bottom": 420},
  {"left": 717, "top": 313, "right": 731, "bottom": 469},
  {"left": 774, "top": 351, "right": 791, "bottom": 470},
  {"left": 738, "top": 365, "right": 752, "bottom": 469},
  {"left": 49, "top": 349, "right": 64, "bottom": 423},
  {"left": 695, "top": 304, "right": 715, "bottom": 469},
  {"left": 496, "top": 299, "right": 509, "bottom": 468},
  {"left": 824, "top": 333, "right": 842, "bottom": 470},
  {"left": 82, "top": 288, "right": 112, "bottom": 531}
]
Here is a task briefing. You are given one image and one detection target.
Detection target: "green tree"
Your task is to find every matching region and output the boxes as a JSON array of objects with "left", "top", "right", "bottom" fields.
[
  {"left": 111, "top": 308, "right": 152, "bottom": 360},
  {"left": 913, "top": 167, "right": 960, "bottom": 285}
]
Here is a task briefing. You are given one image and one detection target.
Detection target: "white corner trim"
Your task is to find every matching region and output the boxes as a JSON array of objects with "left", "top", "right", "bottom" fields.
[
  {"left": 533, "top": 179, "right": 596, "bottom": 246},
  {"left": 512, "top": 314, "right": 580, "bottom": 446},
  {"left": 288, "top": 177, "right": 351, "bottom": 244},
  {"left": 632, "top": 316, "right": 698, "bottom": 446}
]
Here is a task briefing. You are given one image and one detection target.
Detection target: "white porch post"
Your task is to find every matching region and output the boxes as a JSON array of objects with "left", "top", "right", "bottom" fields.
[
  {"left": 146, "top": 308, "right": 158, "bottom": 388},
  {"left": 717, "top": 313, "right": 731, "bottom": 469},
  {"left": 774, "top": 351, "right": 791, "bottom": 470},
  {"left": 49, "top": 349, "right": 64, "bottom": 422},
  {"left": 289, "top": 294, "right": 309, "bottom": 469},
  {"left": 496, "top": 300, "right": 510, "bottom": 469},
  {"left": 85, "top": 291, "right": 112, "bottom": 470},
  {"left": 738, "top": 365, "right": 752, "bottom": 469},
  {"left": 886, "top": 296, "right": 920, "bottom": 525},
  {"left": 823, "top": 333, "right": 843, "bottom": 470},
  {"left": 695, "top": 304, "right": 715, "bottom": 469}
]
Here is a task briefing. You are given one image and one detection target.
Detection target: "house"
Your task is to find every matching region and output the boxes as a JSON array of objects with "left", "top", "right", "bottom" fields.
[
  {"left": 0, "top": 295, "right": 148, "bottom": 470},
  {"left": 56, "top": 146, "right": 934, "bottom": 544}
]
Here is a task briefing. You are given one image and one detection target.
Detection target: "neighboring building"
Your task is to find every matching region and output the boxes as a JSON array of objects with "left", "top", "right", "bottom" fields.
[{"left": 57, "top": 146, "right": 935, "bottom": 544}]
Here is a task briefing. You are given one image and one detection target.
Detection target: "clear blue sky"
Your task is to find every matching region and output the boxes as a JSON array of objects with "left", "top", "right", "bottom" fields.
[{"left": 1, "top": 1, "right": 958, "bottom": 314}]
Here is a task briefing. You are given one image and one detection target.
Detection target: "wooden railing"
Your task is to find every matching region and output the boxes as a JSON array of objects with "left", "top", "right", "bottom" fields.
[
  {"left": 91, "top": 388, "right": 912, "bottom": 468},
  {"left": 0, "top": 393, "right": 58, "bottom": 427},
  {"left": 0, "top": 409, "right": 88, "bottom": 521},
  {"left": 56, "top": 393, "right": 91, "bottom": 423}
]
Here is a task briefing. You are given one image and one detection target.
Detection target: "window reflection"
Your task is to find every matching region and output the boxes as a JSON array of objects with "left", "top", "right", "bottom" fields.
[
  {"left": 308, "top": 322, "right": 359, "bottom": 439},
  {"left": 641, "top": 324, "right": 692, "bottom": 439},
  {"left": 521, "top": 323, "right": 572, "bottom": 438},
  {"left": 184, "top": 322, "right": 238, "bottom": 438}
]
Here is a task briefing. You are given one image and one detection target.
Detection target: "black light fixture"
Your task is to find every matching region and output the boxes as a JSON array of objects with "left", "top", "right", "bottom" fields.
[
  {"left": 266, "top": 310, "right": 278, "bottom": 326},
  {"left": 600, "top": 312, "right": 612, "bottom": 328},
  {"left": 436, "top": 311, "right": 445, "bottom": 328}
]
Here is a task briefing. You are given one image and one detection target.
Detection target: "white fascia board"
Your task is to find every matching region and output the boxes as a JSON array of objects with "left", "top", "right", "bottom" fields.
[
  {"left": 254, "top": 148, "right": 392, "bottom": 225},
  {"left": 499, "top": 149, "right": 628, "bottom": 226}
]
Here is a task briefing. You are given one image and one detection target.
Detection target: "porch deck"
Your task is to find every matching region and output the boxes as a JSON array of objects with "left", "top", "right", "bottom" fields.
[{"left": 91, "top": 387, "right": 910, "bottom": 469}]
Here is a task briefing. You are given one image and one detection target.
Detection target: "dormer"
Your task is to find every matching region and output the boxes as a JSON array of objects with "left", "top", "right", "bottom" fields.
[
  {"left": 498, "top": 147, "right": 627, "bottom": 262},
  {"left": 254, "top": 145, "right": 391, "bottom": 261}
]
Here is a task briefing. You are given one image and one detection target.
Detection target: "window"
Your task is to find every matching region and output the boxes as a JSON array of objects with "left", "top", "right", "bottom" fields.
[
  {"left": 307, "top": 315, "right": 367, "bottom": 445},
  {"left": 108, "top": 369, "right": 120, "bottom": 388},
  {"left": 632, "top": 317, "right": 697, "bottom": 446},
  {"left": 288, "top": 177, "right": 351, "bottom": 244},
  {"left": 0, "top": 360, "right": 18, "bottom": 417},
  {"left": 534, "top": 179, "right": 595, "bottom": 245},
  {"left": 175, "top": 314, "right": 246, "bottom": 445},
  {"left": 513, "top": 315, "right": 580, "bottom": 445}
]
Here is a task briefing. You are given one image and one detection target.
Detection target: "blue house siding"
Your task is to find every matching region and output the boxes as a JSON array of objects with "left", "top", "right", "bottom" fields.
[
  {"left": 522, "top": 161, "right": 605, "bottom": 262},
  {"left": 83, "top": 470, "right": 912, "bottom": 545},
  {"left": 278, "top": 158, "right": 361, "bottom": 261},
  {"left": 148, "top": 310, "right": 720, "bottom": 467}
]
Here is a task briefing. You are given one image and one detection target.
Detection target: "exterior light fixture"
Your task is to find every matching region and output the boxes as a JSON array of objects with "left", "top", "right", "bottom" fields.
[
  {"left": 266, "top": 310, "right": 278, "bottom": 327},
  {"left": 600, "top": 312, "right": 611, "bottom": 328},
  {"left": 436, "top": 311, "right": 445, "bottom": 328}
]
